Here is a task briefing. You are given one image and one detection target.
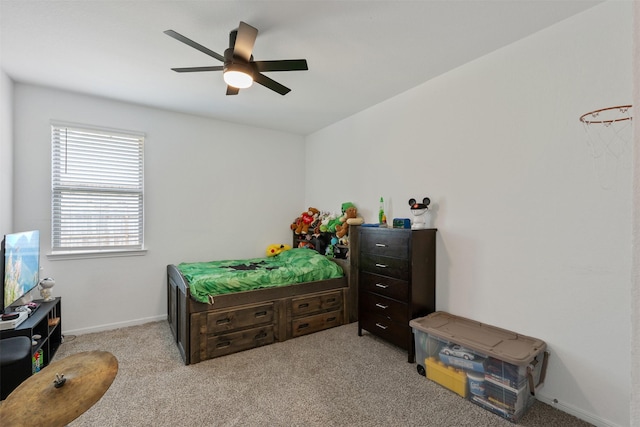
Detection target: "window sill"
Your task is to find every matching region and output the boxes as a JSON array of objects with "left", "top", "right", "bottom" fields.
[{"left": 47, "top": 248, "right": 147, "bottom": 261}]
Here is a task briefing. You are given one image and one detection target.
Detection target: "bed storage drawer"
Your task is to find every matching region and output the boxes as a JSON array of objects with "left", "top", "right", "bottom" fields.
[
  {"left": 291, "top": 310, "right": 343, "bottom": 338},
  {"left": 290, "top": 290, "right": 343, "bottom": 317},
  {"left": 205, "top": 303, "right": 274, "bottom": 334},
  {"left": 204, "top": 325, "right": 275, "bottom": 359}
]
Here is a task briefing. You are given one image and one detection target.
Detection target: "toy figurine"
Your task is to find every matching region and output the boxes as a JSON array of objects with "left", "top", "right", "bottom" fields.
[
  {"left": 408, "top": 197, "right": 431, "bottom": 230},
  {"left": 39, "top": 277, "right": 56, "bottom": 302}
]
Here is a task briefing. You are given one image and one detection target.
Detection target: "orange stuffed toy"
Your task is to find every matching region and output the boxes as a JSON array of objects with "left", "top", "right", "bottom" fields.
[
  {"left": 335, "top": 204, "right": 363, "bottom": 238},
  {"left": 291, "top": 207, "right": 320, "bottom": 235}
]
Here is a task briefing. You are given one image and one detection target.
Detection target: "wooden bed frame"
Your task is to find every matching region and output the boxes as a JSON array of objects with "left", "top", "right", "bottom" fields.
[{"left": 167, "top": 233, "right": 359, "bottom": 365}]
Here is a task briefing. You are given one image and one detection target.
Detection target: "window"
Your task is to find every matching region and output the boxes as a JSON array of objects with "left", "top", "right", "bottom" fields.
[{"left": 51, "top": 123, "right": 144, "bottom": 255}]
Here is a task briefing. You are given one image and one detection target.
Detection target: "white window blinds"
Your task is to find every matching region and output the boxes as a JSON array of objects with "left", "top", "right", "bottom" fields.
[{"left": 51, "top": 124, "right": 144, "bottom": 253}]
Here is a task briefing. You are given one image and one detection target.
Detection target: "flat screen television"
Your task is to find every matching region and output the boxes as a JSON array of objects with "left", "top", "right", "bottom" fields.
[{"left": 1, "top": 230, "right": 40, "bottom": 313}]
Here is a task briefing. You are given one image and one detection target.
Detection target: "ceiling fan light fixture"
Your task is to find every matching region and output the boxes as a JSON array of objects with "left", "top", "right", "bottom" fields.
[
  {"left": 165, "top": 22, "right": 307, "bottom": 95},
  {"left": 223, "top": 63, "right": 253, "bottom": 88}
]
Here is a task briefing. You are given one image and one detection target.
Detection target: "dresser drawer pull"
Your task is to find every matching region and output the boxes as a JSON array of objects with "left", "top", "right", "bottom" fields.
[
  {"left": 375, "top": 303, "right": 389, "bottom": 310},
  {"left": 375, "top": 263, "right": 388, "bottom": 268},
  {"left": 254, "top": 311, "right": 267, "bottom": 318},
  {"left": 254, "top": 332, "right": 268, "bottom": 340},
  {"left": 216, "top": 340, "right": 231, "bottom": 348},
  {"left": 375, "top": 323, "right": 388, "bottom": 330},
  {"left": 375, "top": 283, "right": 389, "bottom": 289},
  {"left": 298, "top": 323, "right": 309, "bottom": 330},
  {"left": 216, "top": 318, "right": 231, "bottom": 325},
  {"left": 298, "top": 303, "right": 309, "bottom": 309},
  {"left": 375, "top": 243, "right": 388, "bottom": 247},
  {"left": 326, "top": 298, "right": 336, "bottom": 303},
  {"left": 327, "top": 317, "right": 336, "bottom": 322}
]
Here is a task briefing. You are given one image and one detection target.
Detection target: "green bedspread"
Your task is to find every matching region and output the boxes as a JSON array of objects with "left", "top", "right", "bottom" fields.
[{"left": 177, "top": 248, "right": 344, "bottom": 303}]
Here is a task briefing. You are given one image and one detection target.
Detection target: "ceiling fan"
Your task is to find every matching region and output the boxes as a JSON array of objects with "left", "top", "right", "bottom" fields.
[{"left": 164, "top": 21, "right": 308, "bottom": 96}]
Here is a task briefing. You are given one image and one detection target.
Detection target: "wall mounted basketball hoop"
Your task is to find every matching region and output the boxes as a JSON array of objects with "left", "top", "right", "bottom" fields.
[
  {"left": 579, "top": 105, "right": 632, "bottom": 125},
  {"left": 579, "top": 105, "right": 632, "bottom": 189}
]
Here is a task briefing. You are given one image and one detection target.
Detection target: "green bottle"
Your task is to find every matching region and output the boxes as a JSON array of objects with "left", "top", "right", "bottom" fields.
[{"left": 379, "top": 197, "right": 387, "bottom": 225}]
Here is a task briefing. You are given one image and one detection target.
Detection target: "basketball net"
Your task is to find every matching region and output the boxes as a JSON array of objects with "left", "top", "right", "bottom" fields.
[{"left": 579, "top": 105, "right": 633, "bottom": 189}]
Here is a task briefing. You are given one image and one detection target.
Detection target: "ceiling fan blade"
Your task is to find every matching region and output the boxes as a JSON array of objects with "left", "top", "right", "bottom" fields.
[
  {"left": 253, "top": 59, "right": 308, "bottom": 72},
  {"left": 164, "top": 30, "right": 225, "bottom": 62},
  {"left": 233, "top": 21, "right": 258, "bottom": 62},
  {"left": 226, "top": 86, "right": 240, "bottom": 96},
  {"left": 171, "top": 66, "right": 224, "bottom": 73},
  {"left": 253, "top": 73, "right": 291, "bottom": 96}
]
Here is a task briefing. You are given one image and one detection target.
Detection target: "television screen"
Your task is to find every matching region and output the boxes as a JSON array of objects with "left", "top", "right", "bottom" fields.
[{"left": 2, "top": 230, "right": 40, "bottom": 311}]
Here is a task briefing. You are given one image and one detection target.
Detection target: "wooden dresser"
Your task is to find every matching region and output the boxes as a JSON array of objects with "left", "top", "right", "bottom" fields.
[{"left": 356, "top": 227, "right": 436, "bottom": 362}]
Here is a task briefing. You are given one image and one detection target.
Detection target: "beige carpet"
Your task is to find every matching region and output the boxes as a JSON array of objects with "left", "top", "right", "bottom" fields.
[{"left": 51, "top": 321, "right": 592, "bottom": 427}]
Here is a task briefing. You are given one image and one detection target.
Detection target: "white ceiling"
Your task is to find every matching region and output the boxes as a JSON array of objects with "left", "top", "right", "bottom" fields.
[{"left": 0, "top": 0, "right": 602, "bottom": 135}]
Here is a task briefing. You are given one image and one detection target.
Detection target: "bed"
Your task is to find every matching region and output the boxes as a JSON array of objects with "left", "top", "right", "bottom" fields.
[{"left": 167, "top": 237, "right": 359, "bottom": 365}]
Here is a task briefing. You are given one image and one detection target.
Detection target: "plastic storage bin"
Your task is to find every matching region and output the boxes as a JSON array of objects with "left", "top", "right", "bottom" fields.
[{"left": 410, "top": 311, "right": 548, "bottom": 423}]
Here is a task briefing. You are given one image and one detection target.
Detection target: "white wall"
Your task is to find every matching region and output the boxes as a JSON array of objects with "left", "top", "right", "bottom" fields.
[
  {"left": 12, "top": 84, "right": 306, "bottom": 334},
  {"left": 0, "top": 69, "right": 13, "bottom": 232},
  {"left": 630, "top": 2, "right": 639, "bottom": 426},
  {"left": 306, "top": 2, "right": 632, "bottom": 426}
]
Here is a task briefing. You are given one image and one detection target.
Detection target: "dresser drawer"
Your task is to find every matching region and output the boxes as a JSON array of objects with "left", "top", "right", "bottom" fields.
[
  {"left": 204, "top": 325, "right": 274, "bottom": 359},
  {"left": 290, "top": 290, "right": 342, "bottom": 317},
  {"left": 205, "top": 303, "right": 274, "bottom": 334},
  {"left": 360, "top": 254, "right": 410, "bottom": 281},
  {"left": 360, "top": 272, "right": 408, "bottom": 301},
  {"left": 291, "top": 309, "right": 343, "bottom": 338},
  {"left": 359, "top": 313, "right": 410, "bottom": 350},
  {"left": 360, "top": 292, "right": 407, "bottom": 323},
  {"left": 360, "top": 229, "right": 410, "bottom": 259}
]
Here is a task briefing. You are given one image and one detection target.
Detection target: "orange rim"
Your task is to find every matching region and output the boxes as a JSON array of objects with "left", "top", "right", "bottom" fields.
[{"left": 579, "top": 105, "right": 632, "bottom": 124}]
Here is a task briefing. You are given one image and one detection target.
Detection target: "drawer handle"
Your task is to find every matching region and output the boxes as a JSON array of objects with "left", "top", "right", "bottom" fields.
[
  {"left": 216, "top": 318, "right": 231, "bottom": 325},
  {"left": 375, "top": 243, "right": 387, "bottom": 247},
  {"left": 216, "top": 341, "right": 231, "bottom": 348},
  {"left": 375, "top": 303, "right": 389, "bottom": 310},
  {"left": 255, "top": 332, "right": 268, "bottom": 340},
  {"left": 298, "top": 323, "right": 309, "bottom": 330},
  {"left": 326, "top": 298, "right": 336, "bottom": 303},
  {"left": 327, "top": 317, "right": 336, "bottom": 322},
  {"left": 375, "top": 323, "right": 388, "bottom": 330},
  {"left": 254, "top": 311, "right": 267, "bottom": 318},
  {"left": 375, "top": 283, "right": 389, "bottom": 289},
  {"left": 298, "top": 303, "right": 309, "bottom": 309},
  {"left": 375, "top": 263, "right": 388, "bottom": 268}
]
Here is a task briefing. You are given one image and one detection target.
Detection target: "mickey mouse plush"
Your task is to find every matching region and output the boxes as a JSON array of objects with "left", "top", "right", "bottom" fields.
[{"left": 408, "top": 197, "right": 431, "bottom": 229}]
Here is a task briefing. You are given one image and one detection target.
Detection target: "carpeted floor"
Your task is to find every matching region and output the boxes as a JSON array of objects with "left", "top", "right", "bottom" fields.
[{"left": 51, "top": 321, "right": 592, "bottom": 427}]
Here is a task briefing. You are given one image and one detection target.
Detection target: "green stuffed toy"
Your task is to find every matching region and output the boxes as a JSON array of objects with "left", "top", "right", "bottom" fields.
[
  {"left": 319, "top": 211, "right": 341, "bottom": 234},
  {"left": 335, "top": 202, "right": 364, "bottom": 239}
]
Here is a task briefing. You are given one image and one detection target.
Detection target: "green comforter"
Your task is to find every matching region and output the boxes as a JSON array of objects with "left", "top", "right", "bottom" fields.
[{"left": 178, "top": 248, "right": 344, "bottom": 303}]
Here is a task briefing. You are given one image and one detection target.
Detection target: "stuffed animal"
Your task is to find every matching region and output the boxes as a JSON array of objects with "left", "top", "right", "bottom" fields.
[
  {"left": 312, "top": 210, "right": 330, "bottom": 236},
  {"left": 335, "top": 203, "right": 364, "bottom": 238},
  {"left": 320, "top": 212, "right": 341, "bottom": 234},
  {"left": 266, "top": 244, "right": 292, "bottom": 257},
  {"left": 291, "top": 207, "right": 320, "bottom": 235},
  {"left": 298, "top": 241, "right": 315, "bottom": 249}
]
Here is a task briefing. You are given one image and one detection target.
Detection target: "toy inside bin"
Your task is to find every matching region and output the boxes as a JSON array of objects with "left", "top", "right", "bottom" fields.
[{"left": 411, "top": 311, "right": 549, "bottom": 423}]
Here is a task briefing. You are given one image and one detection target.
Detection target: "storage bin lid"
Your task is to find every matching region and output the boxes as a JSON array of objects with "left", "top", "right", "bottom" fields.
[{"left": 410, "top": 311, "right": 546, "bottom": 366}]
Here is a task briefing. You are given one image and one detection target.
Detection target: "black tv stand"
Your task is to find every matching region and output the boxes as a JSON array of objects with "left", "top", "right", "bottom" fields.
[{"left": 0, "top": 298, "right": 62, "bottom": 371}]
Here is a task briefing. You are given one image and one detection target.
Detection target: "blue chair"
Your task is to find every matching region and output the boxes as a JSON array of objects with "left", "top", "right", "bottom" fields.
[{"left": 0, "top": 336, "right": 33, "bottom": 400}]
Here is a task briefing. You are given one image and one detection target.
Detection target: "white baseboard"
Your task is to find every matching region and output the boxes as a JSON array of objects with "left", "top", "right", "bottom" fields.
[
  {"left": 536, "top": 392, "right": 621, "bottom": 427},
  {"left": 63, "top": 315, "right": 166, "bottom": 336}
]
